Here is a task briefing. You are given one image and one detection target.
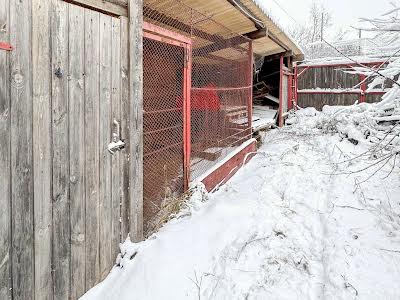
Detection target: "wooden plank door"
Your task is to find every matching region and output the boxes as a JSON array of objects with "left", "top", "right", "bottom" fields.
[{"left": 49, "top": 2, "right": 128, "bottom": 298}]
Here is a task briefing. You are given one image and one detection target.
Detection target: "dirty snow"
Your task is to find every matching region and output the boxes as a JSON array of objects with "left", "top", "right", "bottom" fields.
[{"left": 81, "top": 111, "right": 400, "bottom": 300}]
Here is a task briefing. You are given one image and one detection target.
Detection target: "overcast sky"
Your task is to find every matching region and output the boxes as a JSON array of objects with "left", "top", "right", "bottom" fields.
[{"left": 257, "top": 0, "right": 396, "bottom": 39}]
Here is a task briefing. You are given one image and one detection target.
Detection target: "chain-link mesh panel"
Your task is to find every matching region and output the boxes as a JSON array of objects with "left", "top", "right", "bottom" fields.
[
  {"left": 191, "top": 37, "right": 252, "bottom": 178},
  {"left": 143, "top": 0, "right": 253, "bottom": 191},
  {"left": 143, "top": 37, "right": 185, "bottom": 233}
]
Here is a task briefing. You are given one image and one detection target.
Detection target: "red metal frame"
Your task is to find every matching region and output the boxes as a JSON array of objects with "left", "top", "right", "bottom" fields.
[
  {"left": 294, "top": 63, "right": 298, "bottom": 110},
  {"left": 183, "top": 44, "right": 192, "bottom": 190},
  {"left": 296, "top": 61, "right": 385, "bottom": 69},
  {"left": 143, "top": 21, "right": 192, "bottom": 190},
  {"left": 279, "top": 55, "right": 284, "bottom": 127},
  {"left": 288, "top": 74, "right": 293, "bottom": 111},
  {"left": 143, "top": 22, "right": 192, "bottom": 45},
  {"left": 360, "top": 74, "right": 367, "bottom": 103},
  {"left": 0, "top": 42, "right": 12, "bottom": 51},
  {"left": 248, "top": 41, "right": 253, "bottom": 132},
  {"left": 201, "top": 140, "right": 257, "bottom": 192}
]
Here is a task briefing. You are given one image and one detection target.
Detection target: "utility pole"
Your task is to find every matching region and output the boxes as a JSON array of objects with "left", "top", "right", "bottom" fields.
[{"left": 359, "top": 28, "right": 362, "bottom": 55}]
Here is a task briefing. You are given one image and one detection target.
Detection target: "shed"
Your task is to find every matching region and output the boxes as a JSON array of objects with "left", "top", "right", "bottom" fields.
[{"left": 0, "top": 0, "right": 301, "bottom": 299}]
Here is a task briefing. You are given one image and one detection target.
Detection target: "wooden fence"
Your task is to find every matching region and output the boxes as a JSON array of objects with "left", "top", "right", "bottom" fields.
[
  {"left": 295, "top": 61, "right": 388, "bottom": 111},
  {"left": 0, "top": 0, "right": 143, "bottom": 299}
]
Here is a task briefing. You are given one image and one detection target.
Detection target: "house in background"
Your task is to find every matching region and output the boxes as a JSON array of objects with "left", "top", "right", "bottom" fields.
[{"left": 0, "top": 0, "right": 302, "bottom": 299}]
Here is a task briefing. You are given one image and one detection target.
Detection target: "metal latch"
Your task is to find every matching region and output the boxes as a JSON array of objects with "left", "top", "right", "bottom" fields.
[{"left": 107, "top": 120, "right": 125, "bottom": 154}]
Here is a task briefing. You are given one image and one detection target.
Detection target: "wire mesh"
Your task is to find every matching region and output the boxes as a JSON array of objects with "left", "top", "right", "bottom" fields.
[
  {"left": 190, "top": 36, "right": 252, "bottom": 179},
  {"left": 143, "top": 37, "right": 185, "bottom": 233},
  {"left": 143, "top": 0, "right": 253, "bottom": 232}
]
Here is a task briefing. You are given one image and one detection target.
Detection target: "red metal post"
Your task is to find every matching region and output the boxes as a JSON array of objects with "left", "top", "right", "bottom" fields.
[
  {"left": 360, "top": 74, "right": 366, "bottom": 103},
  {"left": 183, "top": 43, "right": 192, "bottom": 190},
  {"left": 248, "top": 41, "right": 253, "bottom": 134},
  {"left": 294, "top": 63, "right": 298, "bottom": 110},
  {"left": 279, "top": 55, "right": 284, "bottom": 127},
  {"left": 288, "top": 74, "right": 292, "bottom": 111}
]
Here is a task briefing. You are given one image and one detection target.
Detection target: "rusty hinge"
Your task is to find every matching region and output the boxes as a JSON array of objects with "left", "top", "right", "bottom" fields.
[{"left": 0, "top": 42, "right": 12, "bottom": 51}]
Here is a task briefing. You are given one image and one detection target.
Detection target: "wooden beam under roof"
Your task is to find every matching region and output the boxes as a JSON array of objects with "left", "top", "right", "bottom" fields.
[{"left": 63, "top": 0, "right": 128, "bottom": 16}]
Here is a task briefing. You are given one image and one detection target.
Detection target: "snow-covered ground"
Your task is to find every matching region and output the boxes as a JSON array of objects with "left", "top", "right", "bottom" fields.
[{"left": 81, "top": 110, "right": 400, "bottom": 300}]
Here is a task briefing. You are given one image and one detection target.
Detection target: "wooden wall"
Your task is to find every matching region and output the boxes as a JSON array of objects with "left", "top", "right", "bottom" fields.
[
  {"left": 0, "top": 0, "right": 143, "bottom": 299},
  {"left": 297, "top": 65, "right": 383, "bottom": 111}
]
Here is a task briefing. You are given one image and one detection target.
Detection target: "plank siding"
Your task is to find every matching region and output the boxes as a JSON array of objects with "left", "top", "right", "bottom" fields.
[
  {"left": 32, "top": 0, "right": 53, "bottom": 298},
  {"left": 0, "top": 0, "right": 11, "bottom": 298},
  {"left": 297, "top": 66, "right": 383, "bottom": 110},
  {"left": 129, "top": 0, "right": 144, "bottom": 242},
  {"left": 1, "top": 0, "right": 141, "bottom": 298},
  {"left": 68, "top": 3, "right": 87, "bottom": 298},
  {"left": 99, "top": 13, "right": 113, "bottom": 279},
  {"left": 51, "top": 1, "right": 71, "bottom": 299},
  {"left": 120, "top": 16, "right": 130, "bottom": 240},
  {"left": 84, "top": 9, "right": 101, "bottom": 289},
  {"left": 111, "top": 18, "right": 123, "bottom": 251},
  {"left": 9, "top": 0, "right": 34, "bottom": 298}
]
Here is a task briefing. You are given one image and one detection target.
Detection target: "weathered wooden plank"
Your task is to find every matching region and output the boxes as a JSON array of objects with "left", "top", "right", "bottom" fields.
[
  {"left": 64, "top": 0, "right": 127, "bottom": 17},
  {"left": 32, "top": 0, "right": 53, "bottom": 298},
  {"left": 120, "top": 16, "right": 130, "bottom": 241},
  {"left": 99, "top": 13, "right": 113, "bottom": 279},
  {"left": 68, "top": 3, "right": 86, "bottom": 298},
  {"left": 111, "top": 17, "right": 122, "bottom": 253},
  {"left": 128, "top": 0, "right": 144, "bottom": 241},
  {"left": 0, "top": 0, "right": 11, "bottom": 298},
  {"left": 84, "top": 8, "right": 101, "bottom": 289},
  {"left": 9, "top": 0, "right": 34, "bottom": 298},
  {"left": 51, "top": 1, "right": 70, "bottom": 299}
]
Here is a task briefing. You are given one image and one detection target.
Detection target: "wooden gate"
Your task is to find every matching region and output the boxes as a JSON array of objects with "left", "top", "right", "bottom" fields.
[{"left": 0, "top": 0, "right": 133, "bottom": 299}]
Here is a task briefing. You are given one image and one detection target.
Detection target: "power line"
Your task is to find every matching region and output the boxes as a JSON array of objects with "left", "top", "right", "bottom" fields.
[{"left": 269, "top": 0, "right": 301, "bottom": 26}]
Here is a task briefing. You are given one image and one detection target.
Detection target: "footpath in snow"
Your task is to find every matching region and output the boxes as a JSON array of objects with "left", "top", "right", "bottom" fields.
[{"left": 81, "top": 110, "right": 400, "bottom": 300}]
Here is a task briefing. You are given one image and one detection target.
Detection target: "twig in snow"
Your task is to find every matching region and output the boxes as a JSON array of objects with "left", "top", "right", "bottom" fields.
[
  {"left": 341, "top": 275, "right": 359, "bottom": 296},
  {"left": 235, "top": 236, "right": 270, "bottom": 262},
  {"left": 354, "top": 178, "right": 367, "bottom": 206},
  {"left": 188, "top": 271, "right": 203, "bottom": 300},
  {"left": 357, "top": 153, "right": 396, "bottom": 184},
  {"left": 335, "top": 205, "right": 365, "bottom": 211},
  {"left": 332, "top": 152, "right": 394, "bottom": 176},
  {"left": 380, "top": 248, "right": 400, "bottom": 254}
]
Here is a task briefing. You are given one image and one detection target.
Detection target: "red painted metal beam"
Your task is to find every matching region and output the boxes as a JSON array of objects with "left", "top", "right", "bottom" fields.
[
  {"left": 360, "top": 74, "right": 367, "bottom": 103},
  {"left": 183, "top": 43, "right": 192, "bottom": 190},
  {"left": 296, "top": 61, "right": 386, "bottom": 69},
  {"left": 294, "top": 64, "right": 298, "bottom": 109},
  {"left": 297, "top": 90, "right": 386, "bottom": 95},
  {"left": 0, "top": 42, "right": 12, "bottom": 51},
  {"left": 366, "top": 91, "right": 387, "bottom": 95},
  {"left": 279, "top": 55, "right": 284, "bottom": 127},
  {"left": 143, "top": 21, "right": 192, "bottom": 45},
  {"left": 248, "top": 41, "right": 253, "bottom": 131},
  {"left": 201, "top": 140, "right": 257, "bottom": 192},
  {"left": 288, "top": 74, "right": 293, "bottom": 111}
]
